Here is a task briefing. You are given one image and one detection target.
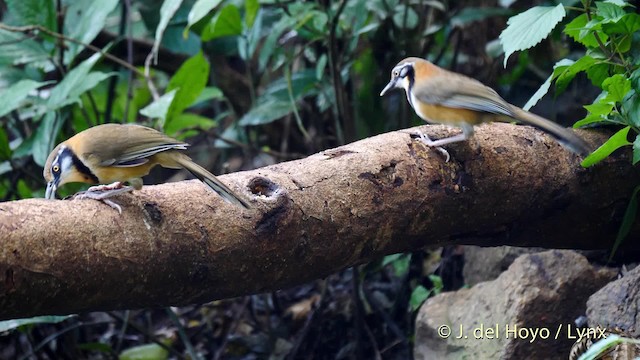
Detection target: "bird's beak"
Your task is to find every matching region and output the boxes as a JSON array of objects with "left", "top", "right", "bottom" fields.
[
  {"left": 380, "top": 79, "right": 397, "bottom": 96},
  {"left": 45, "top": 181, "right": 57, "bottom": 199}
]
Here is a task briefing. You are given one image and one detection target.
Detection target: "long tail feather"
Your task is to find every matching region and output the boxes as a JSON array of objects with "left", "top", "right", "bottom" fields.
[
  {"left": 176, "top": 156, "right": 251, "bottom": 209},
  {"left": 510, "top": 106, "right": 591, "bottom": 156}
]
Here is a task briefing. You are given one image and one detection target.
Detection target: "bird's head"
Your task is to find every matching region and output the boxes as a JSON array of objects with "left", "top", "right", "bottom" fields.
[
  {"left": 380, "top": 57, "right": 424, "bottom": 96},
  {"left": 43, "top": 144, "right": 96, "bottom": 199}
]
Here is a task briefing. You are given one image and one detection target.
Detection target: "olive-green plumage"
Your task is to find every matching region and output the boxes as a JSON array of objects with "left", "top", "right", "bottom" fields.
[{"left": 43, "top": 123, "right": 251, "bottom": 208}]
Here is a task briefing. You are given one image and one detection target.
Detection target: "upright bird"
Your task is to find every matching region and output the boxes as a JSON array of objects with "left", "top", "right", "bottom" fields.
[
  {"left": 380, "top": 57, "right": 590, "bottom": 157},
  {"left": 43, "top": 123, "right": 251, "bottom": 210}
]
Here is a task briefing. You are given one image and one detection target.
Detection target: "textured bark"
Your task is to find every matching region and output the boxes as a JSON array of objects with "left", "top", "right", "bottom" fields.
[{"left": 0, "top": 124, "right": 637, "bottom": 320}]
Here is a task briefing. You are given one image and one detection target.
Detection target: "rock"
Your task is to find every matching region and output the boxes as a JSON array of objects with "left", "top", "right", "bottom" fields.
[
  {"left": 587, "top": 264, "right": 639, "bottom": 337},
  {"left": 462, "top": 246, "right": 544, "bottom": 286},
  {"left": 414, "top": 250, "right": 616, "bottom": 360}
]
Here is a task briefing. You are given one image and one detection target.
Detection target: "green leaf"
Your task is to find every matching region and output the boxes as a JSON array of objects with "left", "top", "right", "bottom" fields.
[
  {"left": 586, "top": 63, "right": 610, "bottom": 87},
  {"left": 119, "top": 343, "right": 169, "bottom": 360},
  {"left": 577, "top": 335, "right": 627, "bottom": 360},
  {"left": 500, "top": 4, "right": 566, "bottom": 67},
  {"left": 165, "top": 51, "right": 210, "bottom": 126},
  {"left": 564, "top": 13, "right": 600, "bottom": 48},
  {"left": 5, "top": 0, "right": 55, "bottom": 29},
  {"left": 602, "top": 13, "right": 640, "bottom": 35},
  {"left": 150, "top": 0, "right": 184, "bottom": 64},
  {"left": 596, "top": 2, "right": 625, "bottom": 23},
  {"left": 316, "top": 54, "right": 328, "bottom": 81},
  {"left": 258, "top": 15, "right": 296, "bottom": 72},
  {"left": 201, "top": 4, "right": 242, "bottom": 41},
  {"left": 164, "top": 113, "right": 217, "bottom": 140},
  {"left": 245, "top": 0, "right": 260, "bottom": 28},
  {"left": 184, "top": 0, "right": 223, "bottom": 36},
  {"left": 581, "top": 126, "right": 632, "bottom": 167},
  {"left": 47, "top": 52, "right": 113, "bottom": 110},
  {"left": 192, "top": 86, "right": 225, "bottom": 106},
  {"left": 238, "top": 99, "right": 293, "bottom": 126},
  {"left": 32, "top": 112, "right": 63, "bottom": 166},
  {"left": 391, "top": 254, "right": 410, "bottom": 277},
  {"left": 523, "top": 59, "right": 575, "bottom": 110},
  {"left": 429, "top": 274, "right": 444, "bottom": 295},
  {"left": 16, "top": 179, "right": 32, "bottom": 198},
  {"left": 0, "top": 79, "right": 52, "bottom": 118},
  {"left": 633, "top": 135, "right": 640, "bottom": 165},
  {"left": 555, "top": 56, "right": 597, "bottom": 94},
  {"left": 602, "top": 74, "right": 631, "bottom": 102},
  {"left": 622, "top": 90, "right": 640, "bottom": 127},
  {"left": 238, "top": 70, "right": 319, "bottom": 126},
  {"left": 0, "top": 128, "right": 12, "bottom": 160},
  {"left": 410, "top": 285, "right": 430, "bottom": 312},
  {"left": 64, "top": 0, "right": 119, "bottom": 62},
  {"left": 0, "top": 29, "right": 50, "bottom": 66},
  {"left": 139, "top": 89, "right": 177, "bottom": 123},
  {"left": 609, "top": 186, "right": 640, "bottom": 261},
  {"left": 392, "top": 4, "right": 418, "bottom": 30},
  {"left": 0, "top": 315, "right": 74, "bottom": 333}
]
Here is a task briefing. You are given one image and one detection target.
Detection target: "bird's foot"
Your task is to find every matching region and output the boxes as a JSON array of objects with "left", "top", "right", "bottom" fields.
[
  {"left": 412, "top": 131, "right": 451, "bottom": 162},
  {"left": 87, "top": 181, "right": 127, "bottom": 192},
  {"left": 73, "top": 184, "right": 134, "bottom": 214}
]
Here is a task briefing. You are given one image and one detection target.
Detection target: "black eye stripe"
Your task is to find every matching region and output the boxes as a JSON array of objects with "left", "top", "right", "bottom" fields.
[{"left": 59, "top": 147, "right": 99, "bottom": 183}]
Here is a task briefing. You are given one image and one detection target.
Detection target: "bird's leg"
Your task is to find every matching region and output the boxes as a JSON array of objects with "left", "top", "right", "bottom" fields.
[
  {"left": 73, "top": 182, "right": 134, "bottom": 214},
  {"left": 86, "top": 181, "right": 127, "bottom": 192},
  {"left": 412, "top": 132, "right": 451, "bottom": 162},
  {"left": 414, "top": 124, "right": 476, "bottom": 162}
]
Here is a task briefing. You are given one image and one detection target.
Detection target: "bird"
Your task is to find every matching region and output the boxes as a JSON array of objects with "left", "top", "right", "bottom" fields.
[
  {"left": 380, "top": 57, "right": 590, "bottom": 158},
  {"left": 43, "top": 123, "right": 251, "bottom": 211}
]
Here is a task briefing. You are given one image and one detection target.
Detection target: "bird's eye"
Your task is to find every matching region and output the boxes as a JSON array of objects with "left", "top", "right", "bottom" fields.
[
  {"left": 393, "top": 70, "right": 399, "bottom": 77},
  {"left": 52, "top": 165, "right": 60, "bottom": 173}
]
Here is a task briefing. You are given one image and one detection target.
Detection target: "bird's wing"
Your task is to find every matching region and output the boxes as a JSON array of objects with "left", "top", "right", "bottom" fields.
[
  {"left": 79, "top": 124, "right": 188, "bottom": 167},
  {"left": 412, "top": 72, "right": 515, "bottom": 116}
]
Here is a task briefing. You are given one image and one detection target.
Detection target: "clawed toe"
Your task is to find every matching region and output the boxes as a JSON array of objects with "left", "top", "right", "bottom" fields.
[{"left": 72, "top": 185, "right": 133, "bottom": 213}]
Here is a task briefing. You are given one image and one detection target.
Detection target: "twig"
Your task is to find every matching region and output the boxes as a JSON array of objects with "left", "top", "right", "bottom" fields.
[
  {"left": 107, "top": 311, "right": 183, "bottom": 359},
  {"left": 286, "top": 279, "right": 327, "bottom": 359},
  {"left": 166, "top": 307, "right": 201, "bottom": 360},
  {"left": 213, "top": 297, "right": 250, "bottom": 360}
]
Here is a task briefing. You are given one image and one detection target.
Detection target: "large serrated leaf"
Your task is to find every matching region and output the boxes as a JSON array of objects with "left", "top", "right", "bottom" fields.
[
  {"left": 564, "top": 13, "right": 601, "bottom": 48},
  {"left": 602, "top": 74, "right": 631, "bottom": 103},
  {"left": 0, "top": 79, "right": 52, "bottom": 118},
  {"left": 500, "top": 4, "right": 566, "bottom": 67},
  {"left": 64, "top": 0, "right": 119, "bottom": 63},
  {"left": 555, "top": 55, "right": 597, "bottom": 94},
  {"left": 596, "top": 2, "right": 625, "bottom": 23},
  {"left": 165, "top": 51, "right": 210, "bottom": 127}
]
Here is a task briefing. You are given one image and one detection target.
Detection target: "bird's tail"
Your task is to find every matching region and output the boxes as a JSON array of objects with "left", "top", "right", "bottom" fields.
[
  {"left": 510, "top": 106, "right": 591, "bottom": 156},
  {"left": 173, "top": 154, "right": 251, "bottom": 209}
]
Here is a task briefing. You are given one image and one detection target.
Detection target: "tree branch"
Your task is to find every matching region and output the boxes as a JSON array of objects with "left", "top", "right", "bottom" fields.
[{"left": 0, "top": 124, "right": 636, "bottom": 320}]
